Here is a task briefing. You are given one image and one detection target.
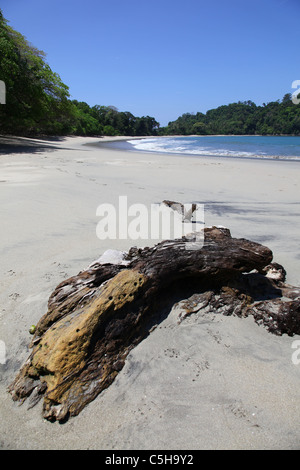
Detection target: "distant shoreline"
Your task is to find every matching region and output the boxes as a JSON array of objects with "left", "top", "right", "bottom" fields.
[
  {"left": 86, "top": 134, "right": 300, "bottom": 164},
  {"left": 1, "top": 134, "right": 300, "bottom": 163}
]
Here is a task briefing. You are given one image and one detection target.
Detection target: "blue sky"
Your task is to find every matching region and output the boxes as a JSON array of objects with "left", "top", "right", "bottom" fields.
[{"left": 1, "top": 0, "right": 300, "bottom": 126}]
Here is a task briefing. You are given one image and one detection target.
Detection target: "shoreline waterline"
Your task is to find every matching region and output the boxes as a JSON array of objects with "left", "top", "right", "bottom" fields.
[{"left": 87, "top": 134, "right": 300, "bottom": 163}]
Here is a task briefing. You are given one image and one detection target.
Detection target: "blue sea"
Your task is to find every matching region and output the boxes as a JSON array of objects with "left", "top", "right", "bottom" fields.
[{"left": 125, "top": 135, "right": 300, "bottom": 161}]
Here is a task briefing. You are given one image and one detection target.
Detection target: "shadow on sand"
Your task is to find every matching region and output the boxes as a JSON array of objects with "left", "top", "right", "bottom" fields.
[{"left": 0, "top": 135, "right": 70, "bottom": 155}]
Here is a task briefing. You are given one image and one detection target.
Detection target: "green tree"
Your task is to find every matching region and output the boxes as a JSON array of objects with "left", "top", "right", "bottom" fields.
[
  {"left": 192, "top": 122, "right": 208, "bottom": 135},
  {"left": 160, "top": 95, "right": 300, "bottom": 136},
  {"left": 0, "top": 9, "right": 73, "bottom": 135},
  {"left": 103, "top": 125, "right": 118, "bottom": 136}
]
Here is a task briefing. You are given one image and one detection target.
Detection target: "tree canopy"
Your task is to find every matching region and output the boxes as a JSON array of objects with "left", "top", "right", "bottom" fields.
[
  {"left": 0, "top": 10, "right": 74, "bottom": 135},
  {"left": 72, "top": 102, "right": 159, "bottom": 137},
  {"left": 0, "top": 10, "right": 159, "bottom": 137},
  {"left": 159, "top": 97, "right": 300, "bottom": 136}
]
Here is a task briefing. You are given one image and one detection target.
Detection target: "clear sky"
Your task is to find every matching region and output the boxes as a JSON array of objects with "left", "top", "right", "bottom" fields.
[{"left": 1, "top": 0, "right": 300, "bottom": 126}]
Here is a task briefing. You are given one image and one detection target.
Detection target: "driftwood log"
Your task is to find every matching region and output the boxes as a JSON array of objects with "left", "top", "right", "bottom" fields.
[{"left": 9, "top": 226, "right": 300, "bottom": 422}]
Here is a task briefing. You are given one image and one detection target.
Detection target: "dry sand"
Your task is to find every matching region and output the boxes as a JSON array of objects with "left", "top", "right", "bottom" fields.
[{"left": 0, "top": 135, "right": 299, "bottom": 450}]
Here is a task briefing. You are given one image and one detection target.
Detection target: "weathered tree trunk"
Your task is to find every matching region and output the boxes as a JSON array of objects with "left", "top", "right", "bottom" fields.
[{"left": 8, "top": 226, "right": 300, "bottom": 422}]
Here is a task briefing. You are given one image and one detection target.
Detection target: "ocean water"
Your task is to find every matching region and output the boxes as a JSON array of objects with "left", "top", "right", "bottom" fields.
[{"left": 125, "top": 135, "right": 300, "bottom": 161}]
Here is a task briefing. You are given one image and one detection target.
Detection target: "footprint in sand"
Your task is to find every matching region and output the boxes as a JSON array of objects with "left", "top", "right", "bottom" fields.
[{"left": 9, "top": 293, "right": 20, "bottom": 301}]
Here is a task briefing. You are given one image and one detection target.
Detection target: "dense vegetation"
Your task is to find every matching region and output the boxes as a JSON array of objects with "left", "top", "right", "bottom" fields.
[
  {"left": 1, "top": 9, "right": 300, "bottom": 137},
  {"left": 71, "top": 102, "right": 159, "bottom": 137},
  {"left": 0, "top": 10, "right": 73, "bottom": 135},
  {"left": 159, "top": 96, "right": 300, "bottom": 136},
  {"left": 0, "top": 10, "right": 159, "bottom": 136}
]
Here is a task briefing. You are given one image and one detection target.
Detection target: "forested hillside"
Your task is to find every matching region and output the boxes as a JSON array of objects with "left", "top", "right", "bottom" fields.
[
  {"left": 160, "top": 96, "right": 300, "bottom": 136},
  {"left": 71, "top": 102, "right": 159, "bottom": 137},
  {"left": 0, "top": 10, "right": 159, "bottom": 136}
]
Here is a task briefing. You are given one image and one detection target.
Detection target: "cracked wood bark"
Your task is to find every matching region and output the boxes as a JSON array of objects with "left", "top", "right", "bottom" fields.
[{"left": 8, "top": 226, "right": 300, "bottom": 422}]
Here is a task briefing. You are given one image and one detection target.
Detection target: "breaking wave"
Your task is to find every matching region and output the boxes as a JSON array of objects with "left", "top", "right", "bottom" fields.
[{"left": 126, "top": 136, "right": 300, "bottom": 161}]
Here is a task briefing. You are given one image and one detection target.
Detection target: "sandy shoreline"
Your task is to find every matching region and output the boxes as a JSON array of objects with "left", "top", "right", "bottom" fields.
[{"left": 0, "top": 135, "right": 300, "bottom": 450}]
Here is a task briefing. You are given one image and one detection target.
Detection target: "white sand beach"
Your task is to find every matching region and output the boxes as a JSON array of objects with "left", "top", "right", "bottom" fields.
[{"left": 0, "top": 135, "right": 300, "bottom": 450}]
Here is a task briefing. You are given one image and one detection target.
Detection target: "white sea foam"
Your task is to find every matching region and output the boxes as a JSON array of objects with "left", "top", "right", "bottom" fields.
[
  {"left": 127, "top": 139, "right": 259, "bottom": 158},
  {"left": 126, "top": 138, "right": 300, "bottom": 161}
]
